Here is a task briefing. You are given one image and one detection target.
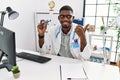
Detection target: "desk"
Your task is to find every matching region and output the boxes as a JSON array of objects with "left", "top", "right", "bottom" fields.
[{"left": 0, "top": 49, "right": 120, "bottom": 80}]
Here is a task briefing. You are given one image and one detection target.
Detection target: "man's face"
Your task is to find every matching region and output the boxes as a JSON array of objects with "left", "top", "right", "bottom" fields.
[{"left": 58, "top": 10, "right": 74, "bottom": 29}]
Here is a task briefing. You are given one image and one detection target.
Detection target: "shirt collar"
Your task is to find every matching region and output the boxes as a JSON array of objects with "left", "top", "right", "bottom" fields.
[{"left": 61, "top": 25, "right": 73, "bottom": 36}]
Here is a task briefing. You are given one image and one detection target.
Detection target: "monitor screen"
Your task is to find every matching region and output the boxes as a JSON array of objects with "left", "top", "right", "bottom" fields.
[{"left": 0, "top": 26, "right": 16, "bottom": 71}]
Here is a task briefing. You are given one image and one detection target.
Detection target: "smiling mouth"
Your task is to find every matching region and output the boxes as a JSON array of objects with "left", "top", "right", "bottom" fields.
[
  {"left": 62, "top": 24, "right": 69, "bottom": 28},
  {"left": 62, "top": 22, "right": 69, "bottom": 26},
  {"left": 63, "top": 26, "right": 68, "bottom": 29}
]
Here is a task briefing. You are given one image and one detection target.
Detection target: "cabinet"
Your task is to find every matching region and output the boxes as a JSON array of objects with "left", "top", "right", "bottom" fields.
[
  {"left": 89, "top": 33, "right": 113, "bottom": 63},
  {"left": 34, "top": 12, "right": 59, "bottom": 52}
]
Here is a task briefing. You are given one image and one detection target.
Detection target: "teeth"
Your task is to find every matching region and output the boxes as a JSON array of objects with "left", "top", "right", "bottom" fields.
[
  {"left": 63, "top": 22, "right": 68, "bottom": 24},
  {"left": 63, "top": 24, "right": 67, "bottom": 27}
]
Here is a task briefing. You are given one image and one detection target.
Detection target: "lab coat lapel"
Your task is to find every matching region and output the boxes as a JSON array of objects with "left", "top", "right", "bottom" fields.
[
  {"left": 70, "top": 24, "right": 80, "bottom": 58},
  {"left": 54, "top": 26, "right": 61, "bottom": 54}
]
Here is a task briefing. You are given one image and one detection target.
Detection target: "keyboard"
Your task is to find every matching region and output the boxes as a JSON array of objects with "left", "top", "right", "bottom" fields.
[{"left": 16, "top": 52, "right": 51, "bottom": 63}]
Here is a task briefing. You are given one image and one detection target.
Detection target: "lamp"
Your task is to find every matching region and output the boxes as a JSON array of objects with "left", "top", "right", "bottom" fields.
[
  {"left": 0, "top": 7, "right": 19, "bottom": 70},
  {"left": 104, "top": 14, "right": 120, "bottom": 64},
  {"left": 0, "top": 7, "right": 19, "bottom": 26}
]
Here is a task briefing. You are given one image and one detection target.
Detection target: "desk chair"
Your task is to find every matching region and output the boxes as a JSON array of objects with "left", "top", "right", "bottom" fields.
[
  {"left": 117, "top": 60, "right": 120, "bottom": 71},
  {"left": 110, "top": 54, "right": 120, "bottom": 72},
  {"left": 117, "top": 54, "right": 120, "bottom": 71}
]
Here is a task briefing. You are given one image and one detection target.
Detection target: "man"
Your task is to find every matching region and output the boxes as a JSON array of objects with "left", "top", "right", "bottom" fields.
[{"left": 37, "top": 5, "right": 90, "bottom": 60}]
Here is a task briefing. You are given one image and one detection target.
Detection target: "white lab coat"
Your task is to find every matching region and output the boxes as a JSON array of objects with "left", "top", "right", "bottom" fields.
[{"left": 39, "top": 23, "right": 91, "bottom": 60}]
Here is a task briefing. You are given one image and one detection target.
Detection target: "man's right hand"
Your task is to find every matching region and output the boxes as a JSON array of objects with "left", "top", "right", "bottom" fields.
[{"left": 37, "top": 20, "right": 48, "bottom": 36}]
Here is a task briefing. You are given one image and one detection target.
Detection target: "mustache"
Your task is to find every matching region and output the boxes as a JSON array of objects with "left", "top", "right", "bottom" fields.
[{"left": 62, "top": 24, "right": 69, "bottom": 28}]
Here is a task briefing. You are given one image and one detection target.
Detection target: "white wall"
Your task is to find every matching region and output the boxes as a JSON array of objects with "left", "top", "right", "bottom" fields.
[{"left": 0, "top": 0, "right": 84, "bottom": 51}]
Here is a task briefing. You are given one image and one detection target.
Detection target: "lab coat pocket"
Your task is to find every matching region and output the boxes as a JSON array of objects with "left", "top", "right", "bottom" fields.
[
  {"left": 71, "top": 42, "right": 80, "bottom": 58},
  {"left": 71, "top": 42, "right": 79, "bottom": 48}
]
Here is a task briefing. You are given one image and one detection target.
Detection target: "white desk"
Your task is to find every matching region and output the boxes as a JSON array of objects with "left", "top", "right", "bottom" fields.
[{"left": 0, "top": 49, "right": 120, "bottom": 80}]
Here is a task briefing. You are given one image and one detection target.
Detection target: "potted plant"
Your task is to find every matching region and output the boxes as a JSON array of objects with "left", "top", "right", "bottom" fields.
[
  {"left": 100, "top": 25, "right": 105, "bottom": 30},
  {"left": 100, "top": 25, "right": 105, "bottom": 34},
  {"left": 11, "top": 66, "right": 20, "bottom": 79}
]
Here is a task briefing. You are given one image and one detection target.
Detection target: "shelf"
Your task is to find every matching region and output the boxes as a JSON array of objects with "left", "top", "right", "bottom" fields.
[{"left": 89, "top": 33, "right": 113, "bottom": 64}]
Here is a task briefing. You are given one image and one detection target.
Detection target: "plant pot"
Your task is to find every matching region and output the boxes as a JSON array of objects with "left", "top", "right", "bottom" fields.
[
  {"left": 100, "top": 30, "right": 105, "bottom": 34},
  {"left": 13, "top": 72, "right": 20, "bottom": 79}
]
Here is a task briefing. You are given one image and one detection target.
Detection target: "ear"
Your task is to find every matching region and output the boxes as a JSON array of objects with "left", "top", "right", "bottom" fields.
[
  {"left": 72, "top": 16, "right": 75, "bottom": 20},
  {"left": 58, "top": 16, "right": 60, "bottom": 20}
]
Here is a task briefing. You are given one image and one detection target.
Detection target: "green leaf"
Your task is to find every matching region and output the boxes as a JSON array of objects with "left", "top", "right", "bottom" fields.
[
  {"left": 100, "top": 25, "right": 105, "bottom": 30},
  {"left": 11, "top": 66, "right": 20, "bottom": 73}
]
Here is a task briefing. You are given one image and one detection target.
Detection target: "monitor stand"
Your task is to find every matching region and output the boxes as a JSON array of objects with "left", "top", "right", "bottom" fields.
[
  {"left": 0, "top": 51, "right": 12, "bottom": 71},
  {"left": 0, "top": 50, "right": 4, "bottom": 61}
]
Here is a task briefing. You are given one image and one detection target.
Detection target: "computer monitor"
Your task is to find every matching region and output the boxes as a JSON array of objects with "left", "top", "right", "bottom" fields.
[{"left": 0, "top": 26, "right": 16, "bottom": 71}]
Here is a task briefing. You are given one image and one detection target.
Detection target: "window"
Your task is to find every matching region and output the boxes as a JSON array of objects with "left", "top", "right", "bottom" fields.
[{"left": 85, "top": 0, "right": 120, "bottom": 62}]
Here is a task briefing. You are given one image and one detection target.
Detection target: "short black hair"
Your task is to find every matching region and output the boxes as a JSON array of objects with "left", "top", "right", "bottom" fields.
[{"left": 59, "top": 5, "right": 73, "bottom": 13}]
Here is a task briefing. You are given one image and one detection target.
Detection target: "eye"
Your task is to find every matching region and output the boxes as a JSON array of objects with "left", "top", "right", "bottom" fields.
[
  {"left": 59, "top": 15, "right": 72, "bottom": 19},
  {"left": 66, "top": 15, "right": 72, "bottom": 19},
  {"left": 59, "top": 15, "right": 64, "bottom": 18}
]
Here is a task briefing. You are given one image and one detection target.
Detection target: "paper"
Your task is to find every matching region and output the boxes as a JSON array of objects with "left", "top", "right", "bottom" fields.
[{"left": 60, "top": 63, "right": 88, "bottom": 80}]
